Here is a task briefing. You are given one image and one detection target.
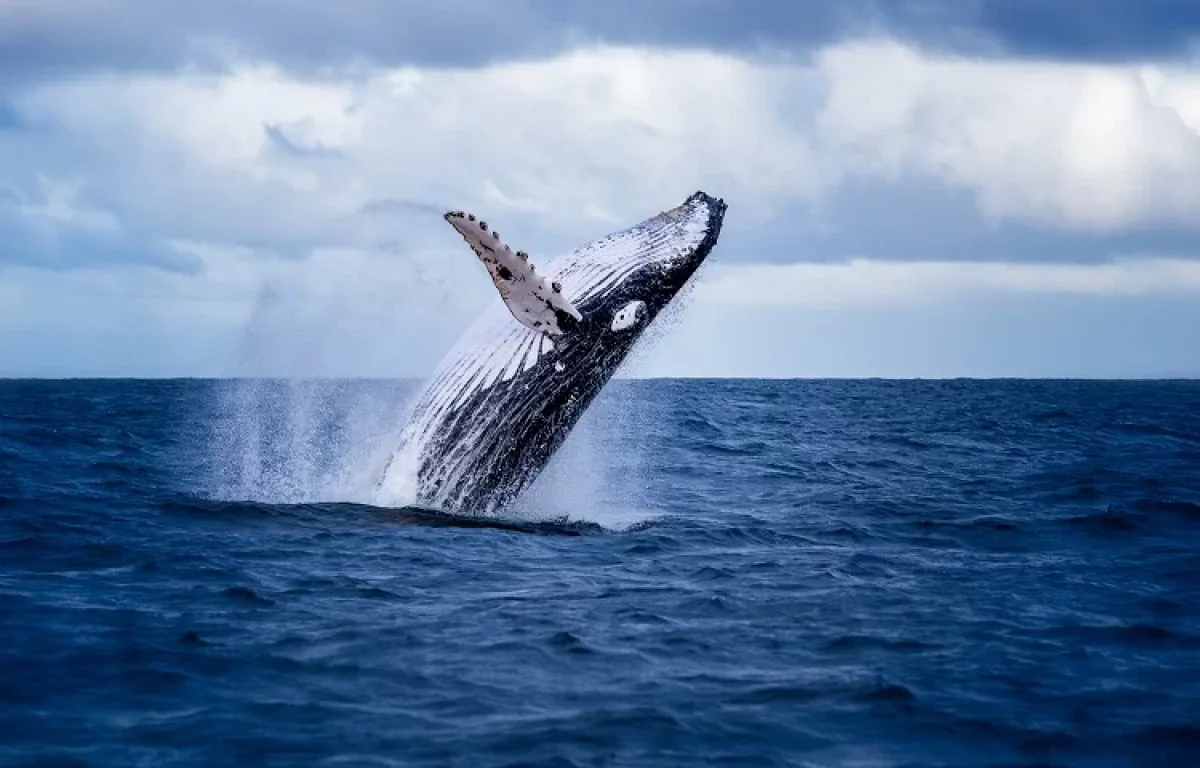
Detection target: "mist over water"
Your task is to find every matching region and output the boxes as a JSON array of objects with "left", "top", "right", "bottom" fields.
[
  {"left": 206, "top": 378, "right": 414, "bottom": 506},
  {"left": 207, "top": 267, "right": 419, "bottom": 507}
]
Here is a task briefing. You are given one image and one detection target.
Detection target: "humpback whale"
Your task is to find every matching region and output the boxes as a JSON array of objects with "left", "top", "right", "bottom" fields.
[{"left": 375, "top": 191, "right": 727, "bottom": 516}]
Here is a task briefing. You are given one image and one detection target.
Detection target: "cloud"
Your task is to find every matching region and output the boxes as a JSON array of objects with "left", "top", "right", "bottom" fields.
[
  {"left": 630, "top": 291, "right": 1200, "bottom": 379},
  {"left": 628, "top": 258, "right": 1200, "bottom": 379},
  {"left": 0, "top": 174, "right": 192, "bottom": 270},
  {"left": 2, "top": 1, "right": 1198, "bottom": 92},
  {"left": 0, "top": 242, "right": 490, "bottom": 377},
  {"left": 7, "top": 40, "right": 1200, "bottom": 275},
  {"left": 4, "top": 36, "right": 1200, "bottom": 377},
  {"left": 0, "top": 100, "right": 26, "bottom": 130},
  {"left": 7, "top": 250, "right": 1198, "bottom": 378},
  {"left": 263, "top": 124, "right": 345, "bottom": 159},
  {"left": 696, "top": 257, "right": 1200, "bottom": 308},
  {"left": 5, "top": 48, "right": 822, "bottom": 271},
  {"left": 816, "top": 42, "right": 1200, "bottom": 232},
  {"left": 963, "top": 0, "right": 1200, "bottom": 62}
]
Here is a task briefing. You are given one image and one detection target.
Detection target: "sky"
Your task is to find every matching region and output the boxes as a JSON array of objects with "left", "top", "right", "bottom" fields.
[{"left": 2, "top": 1, "right": 1200, "bottom": 378}]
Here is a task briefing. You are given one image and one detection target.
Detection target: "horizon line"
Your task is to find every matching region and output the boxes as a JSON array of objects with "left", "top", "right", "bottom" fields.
[{"left": 2, "top": 375, "right": 1197, "bottom": 383}]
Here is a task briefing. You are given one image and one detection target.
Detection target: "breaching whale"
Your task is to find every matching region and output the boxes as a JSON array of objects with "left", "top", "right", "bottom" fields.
[{"left": 375, "top": 191, "right": 727, "bottom": 516}]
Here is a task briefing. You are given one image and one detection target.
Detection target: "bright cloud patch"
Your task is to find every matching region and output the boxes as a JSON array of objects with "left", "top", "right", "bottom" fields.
[{"left": 817, "top": 42, "right": 1200, "bottom": 231}]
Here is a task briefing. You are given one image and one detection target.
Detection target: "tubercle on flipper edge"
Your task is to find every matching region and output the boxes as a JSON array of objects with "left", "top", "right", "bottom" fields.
[{"left": 443, "top": 210, "right": 584, "bottom": 337}]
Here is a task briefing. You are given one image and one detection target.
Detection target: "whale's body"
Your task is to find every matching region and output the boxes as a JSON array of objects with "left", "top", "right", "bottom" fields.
[{"left": 376, "top": 191, "right": 726, "bottom": 515}]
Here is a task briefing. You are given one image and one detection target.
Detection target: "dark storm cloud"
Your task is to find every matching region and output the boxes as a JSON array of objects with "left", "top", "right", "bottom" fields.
[
  {"left": 0, "top": 1, "right": 550, "bottom": 84},
  {"left": 1, "top": 0, "right": 1197, "bottom": 86},
  {"left": 965, "top": 0, "right": 1200, "bottom": 61}
]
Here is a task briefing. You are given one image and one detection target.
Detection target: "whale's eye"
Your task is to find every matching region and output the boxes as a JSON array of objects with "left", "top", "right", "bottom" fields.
[{"left": 610, "top": 300, "right": 646, "bottom": 332}]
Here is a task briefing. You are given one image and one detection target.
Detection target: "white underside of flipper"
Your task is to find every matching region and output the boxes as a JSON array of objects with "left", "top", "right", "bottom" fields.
[{"left": 444, "top": 212, "right": 583, "bottom": 336}]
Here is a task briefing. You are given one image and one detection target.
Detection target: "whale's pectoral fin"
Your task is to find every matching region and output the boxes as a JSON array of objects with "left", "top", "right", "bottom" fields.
[{"left": 444, "top": 211, "right": 583, "bottom": 337}]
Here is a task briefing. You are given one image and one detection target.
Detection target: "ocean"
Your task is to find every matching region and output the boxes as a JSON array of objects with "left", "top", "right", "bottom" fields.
[{"left": 1, "top": 378, "right": 1198, "bottom": 767}]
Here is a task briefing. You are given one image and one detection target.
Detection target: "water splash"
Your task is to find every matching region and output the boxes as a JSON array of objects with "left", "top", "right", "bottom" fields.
[
  {"left": 204, "top": 241, "right": 455, "bottom": 506},
  {"left": 204, "top": 375, "right": 659, "bottom": 530},
  {"left": 207, "top": 378, "right": 415, "bottom": 505},
  {"left": 203, "top": 248, "right": 661, "bottom": 527},
  {"left": 508, "top": 382, "right": 660, "bottom": 531}
]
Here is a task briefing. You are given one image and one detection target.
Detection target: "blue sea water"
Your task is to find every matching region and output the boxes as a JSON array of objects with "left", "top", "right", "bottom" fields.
[{"left": 1, "top": 378, "right": 1198, "bottom": 767}]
